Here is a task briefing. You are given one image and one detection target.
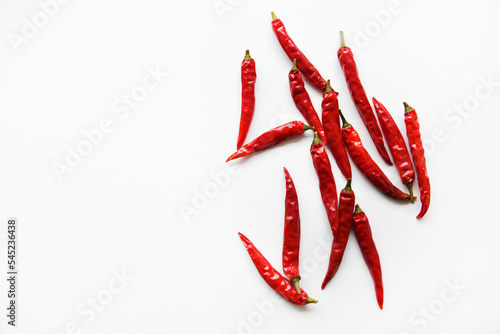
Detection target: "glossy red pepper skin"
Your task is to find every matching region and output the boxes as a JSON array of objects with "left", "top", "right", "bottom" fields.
[
  {"left": 271, "top": 12, "right": 326, "bottom": 91},
  {"left": 282, "top": 167, "right": 301, "bottom": 292},
  {"left": 352, "top": 205, "right": 384, "bottom": 309},
  {"left": 337, "top": 32, "right": 392, "bottom": 165},
  {"left": 310, "top": 132, "right": 339, "bottom": 237},
  {"left": 339, "top": 110, "right": 412, "bottom": 201},
  {"left": 404, "top": 103, "right": 430, "bottom": 219},
  {"left": 321, "top": 179, "right": 355, "bottom": 289},
  {"left": 237, "top": 50, "right": 256, "bottom": 150},
  {"left": 238, "top": 232, "right": 317, "bottom": 305},
  {"left": 226, "top": 121, "right": 313, "bottom": 162},
  {"left": 373, "top": 97, "right": 416, "bottom": 202},
  {"left": 322, "top": 79, "right": 352, "bottom": 179},
  {"left": 289, "top": 60, "right": 327, "bottom": 144}
]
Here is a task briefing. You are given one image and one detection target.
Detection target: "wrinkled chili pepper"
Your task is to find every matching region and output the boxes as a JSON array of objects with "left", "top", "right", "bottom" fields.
[
  {"left": 404, "top": 102, "right": 430, "bottom": 219},
  {"left": 322, "top": 79, "right": 352, "bottom": 179},
  {"left": 226, "top": 120, "right": 314, "bottom": 162},
  {"left": 352, "top": 204, "right": 384, "bottom": 309},
  {"left": 238, "top": 232, "right": 317, "bottom": 305},
  {"left": 271, "top": 11, "right": 327, "bottom": 91},
  {"left": 236, "top": 49, "right": 256, "bottom": 150},
  {"left": 337, "top": 31, "right": 392, "bottom": 165},
  {"left": 322, "top": 178, "right": 355, "bottom": 289},
  {"left": 289, "top": 59, "right": 327, "bottom": 144},
  {"left": 310, "top": 132, "right": 339, "bottom": 237},
  {"left": 373, "top": 97, "right": 416, "bottom": 203},
  {"left": 338, "top": 109, "right": 412, "bottom": 201},
  {"left": 282, "top": 167, "right": 301, "bottom": 293}
]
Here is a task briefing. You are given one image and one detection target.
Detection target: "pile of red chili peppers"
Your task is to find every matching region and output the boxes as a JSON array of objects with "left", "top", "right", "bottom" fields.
[{"left": 227, "top": 11, "right": 431, "bottom": 310}]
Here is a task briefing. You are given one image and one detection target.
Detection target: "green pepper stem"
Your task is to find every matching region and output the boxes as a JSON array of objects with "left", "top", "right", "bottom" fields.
[
  {"left": 340, "top": 31, "right": 346, "bottom": 48},
  {"left": 291, "top": 59, "right": 298, "bottom": 71},
  {"left": 306, "top": 296, "right": 318, "bottom": 304},
  {"left": 338, "top": 109, "right": 350, "bottom": 128},
  {"left": 312, "top": 132, "right": 320, "bottom": 145},
  {"left": 354, "top": 204, "right": 363, "bottom": 214},
  {"left": 406, "top": 182, "right": 415, "bottom": 204},
  {"left": 325, "top": 79, "right": 331, "bottom": 93},
  {"left": 271, "top": 11, "right": 278, "bottom": 21},
  {"left": 403, "top": 102, "right": 414, "bottom": 114},
  {"left": 344, "top": 178, "right": 352, "bottom": 192},
  {"left": 303, "top": 124, "right": 315, "bottom": 131},
  {"left": 244, "top": 49, "right": 251, "bottom": 60},
  {"left": 291, "top": 277, "right": 301, "bottom": 294}
]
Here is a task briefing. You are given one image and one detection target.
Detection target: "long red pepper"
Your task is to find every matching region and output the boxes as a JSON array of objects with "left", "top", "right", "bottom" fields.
[
  {"left": 322, "top": 179, "right": 355, "bottom": 289},
  {"left": 373, "top": 97, "right": 416, "bottom": 203},
  {"left": 352, "top": 204, "right": 384, "bottom": 309},
  {"left": 404, "top": 102, "right": 430, "bottom": 219},
  {"left": 236, "top": 49, "right": 256, "bottom": 150},
  {"left": 271, "top": 11, "right": 327, "bottom": 91},
  {"left": 310, "top": 132, "right": 339, "bottom": 237},
  {"left": 338, "top": 110, "right": 412, "bottom": 201},
  {"left": 337, "top": 31, "right": 392, "bottom": 165},
  {"left": 226, "top": 121, "right": 314, "bottom": 162},
  {"left": 289, "top": 59, "right": 327, "bottom": 144},
  {"left": 238, "top": 232, "right": 317, "bottom": 305},
  {"left": 282, "top": 167, "right": 301, "bottom": 293},
  {"left": 322, "top": 79, "right": 352, "bottom": 179}
]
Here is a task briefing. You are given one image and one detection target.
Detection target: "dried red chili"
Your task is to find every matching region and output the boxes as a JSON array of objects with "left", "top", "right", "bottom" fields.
[
  {"left": 238, "top": 232, "right": 317, "bottom": 305},
  {"left": 226, "top": 120, "right": 314, "bottom": 162},
  {"left": 352, "top": 204, "right": 384, "bottom": 309},
  {"left": 282, "top": 167, "right": 301, "bottom": 293},
  {"left": 373, "top": 97, "right": 416, "bottom": 203},
  {"left": 322, "top": 179, "right": 355, "bottom": 289},
  {"left": 337, "top": 31, "right": 392, "bottom": 165},
  {"left": 289, "top": 59, "right": 327, "bottom": 144},
  {"left": 338, "top": 109, "right": 412, "bottom": 201},
  {"left": 322, "top": 79, "right": 352, "bottom": 179},
  {"left": 271, "top": 11, "right": 327, "bottom": 91},
  {"left": 236, "top": 49, "right": 256, "bottom": 150},
  {"left": 310, "top": 132, "right": 339, "bottom": 237},
  {"left": 404, "top": 102, "right": 431, "bottom": 218}
]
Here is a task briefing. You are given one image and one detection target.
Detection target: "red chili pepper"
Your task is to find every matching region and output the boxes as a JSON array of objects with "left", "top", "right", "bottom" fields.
[
  {"left": 322, "top": 179, "right": 355, "bottom": 289},
  {"left": 226, "top": 121, "right": 314, "bottom": 162},
  {"left": 236, "top": 49, "right": 256, "bottom": 150},
  {"left": 310, "top": 132, "right": 339, "bottom": 237},
  {"left": 282, "top": 167, "right": 301, "bottom": 293},
  {"left": 238, "top": 232, "right": 317, "bottom": 305},
  {"left": 352, "top": 204, "right": 384, "bottom": 309},
  {"left": 337, "top": 31, "right": 392, "bottom": 165},
  {"left": 404, "top": 102, "right": 431, "bottom": 219},
  {"left": 271, "top": 11, "right": 327, "bottom": 91},
  {"left": 373, "top": 97, "right": 416, "bottom": 203},
  {"left": 338, "top": 110, "right": 412, "bottom": 201},
  {"left": 322, "top": 79, "right": 352, "bottom": 179},
  {"left": 289, "top": 59, "right": 327, "bottom": 144}
]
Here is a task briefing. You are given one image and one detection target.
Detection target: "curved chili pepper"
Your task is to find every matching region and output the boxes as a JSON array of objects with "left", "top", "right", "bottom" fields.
[
  {"left": 373, "top": 97, "right": 416, "bottom": 203},
  {"left": 236, "top": 49, "right": 256, "bottom": 150},
  {"left": 238, "top": 232, "right": 317, "bottom": 305},
  {"left": 310, "top": 132, "right": 338, "bottom": 237},
  {"left": 322, "top": 79, "right": 352, "bottom": 179},
  {"left": 404, "top": 102, "right": 430, "bottom": 219},
  {"left": 282, "top": 167, "right": 301, "bottom": 293},
  {"left": 226, "top": 121, "right": 314, "bottom": 162},
  {"left": 271, "top": 11, "right": 327, "bottom": 91},
  {"left": 337, "top": 31, "right": 392, "bottom": 165},
  {"left": 338, "top": 110, "right": 412, "bottom": 201},
  {"left": 352, "top": 204, "right": 384, "bottom": 309},
  {"left": 289, "top": 59, "right": 327, "bottom": 144},
  {"left": 322, "top": 178, "right": 355, "bottom": 289}
]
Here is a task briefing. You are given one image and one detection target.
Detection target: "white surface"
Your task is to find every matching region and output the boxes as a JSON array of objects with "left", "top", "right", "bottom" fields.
[{"left": 1, "top": 0, "right": 500, "bottom": 333}]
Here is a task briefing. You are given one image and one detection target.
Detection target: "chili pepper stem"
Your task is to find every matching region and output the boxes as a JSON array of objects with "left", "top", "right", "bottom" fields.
[
  {"left": 244, "top": 49, "right": 252, "bottom": 60},
  {"left": 354, "top": 204, "right": 363, "bottom": 214},
  {"left": 338, "top": 109, "right": 350, "bottom": 128},
  {"left": 271, "top": 11, "right": 278, "bottom": 21},
  {"left": 344, "top": 178, "right": 352, "bottom": 192},
  {"left": 340, "top": 31, "right": 346, "bottom": 47},
  {"left": 291, "top": 59, "right": 298, "bottom": 71},
  {"left": 312, "top": 132, "right": 320, "bottom": 145},
  {"left": 306, "top": 296, "right": 318, "bottom": 304},
  {"left": 325, "top": 79, "right": 331, "bottom": 93},
  {"left": 304, "top": 124, "right": 315, "bottom": 131},
  {"left": 403, "top": 102, "right": 414, "bottom": 114},
  {"left": 290, "top": 277, "right": 301, "bottom": 294},
  {"left": 406, "top": 182, "right": 415, "bottom": 204}
]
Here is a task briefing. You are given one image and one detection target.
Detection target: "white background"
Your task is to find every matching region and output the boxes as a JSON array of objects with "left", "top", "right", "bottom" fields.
[{"left": 1, "top": 0, "right": 500, "bottom": 333}]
